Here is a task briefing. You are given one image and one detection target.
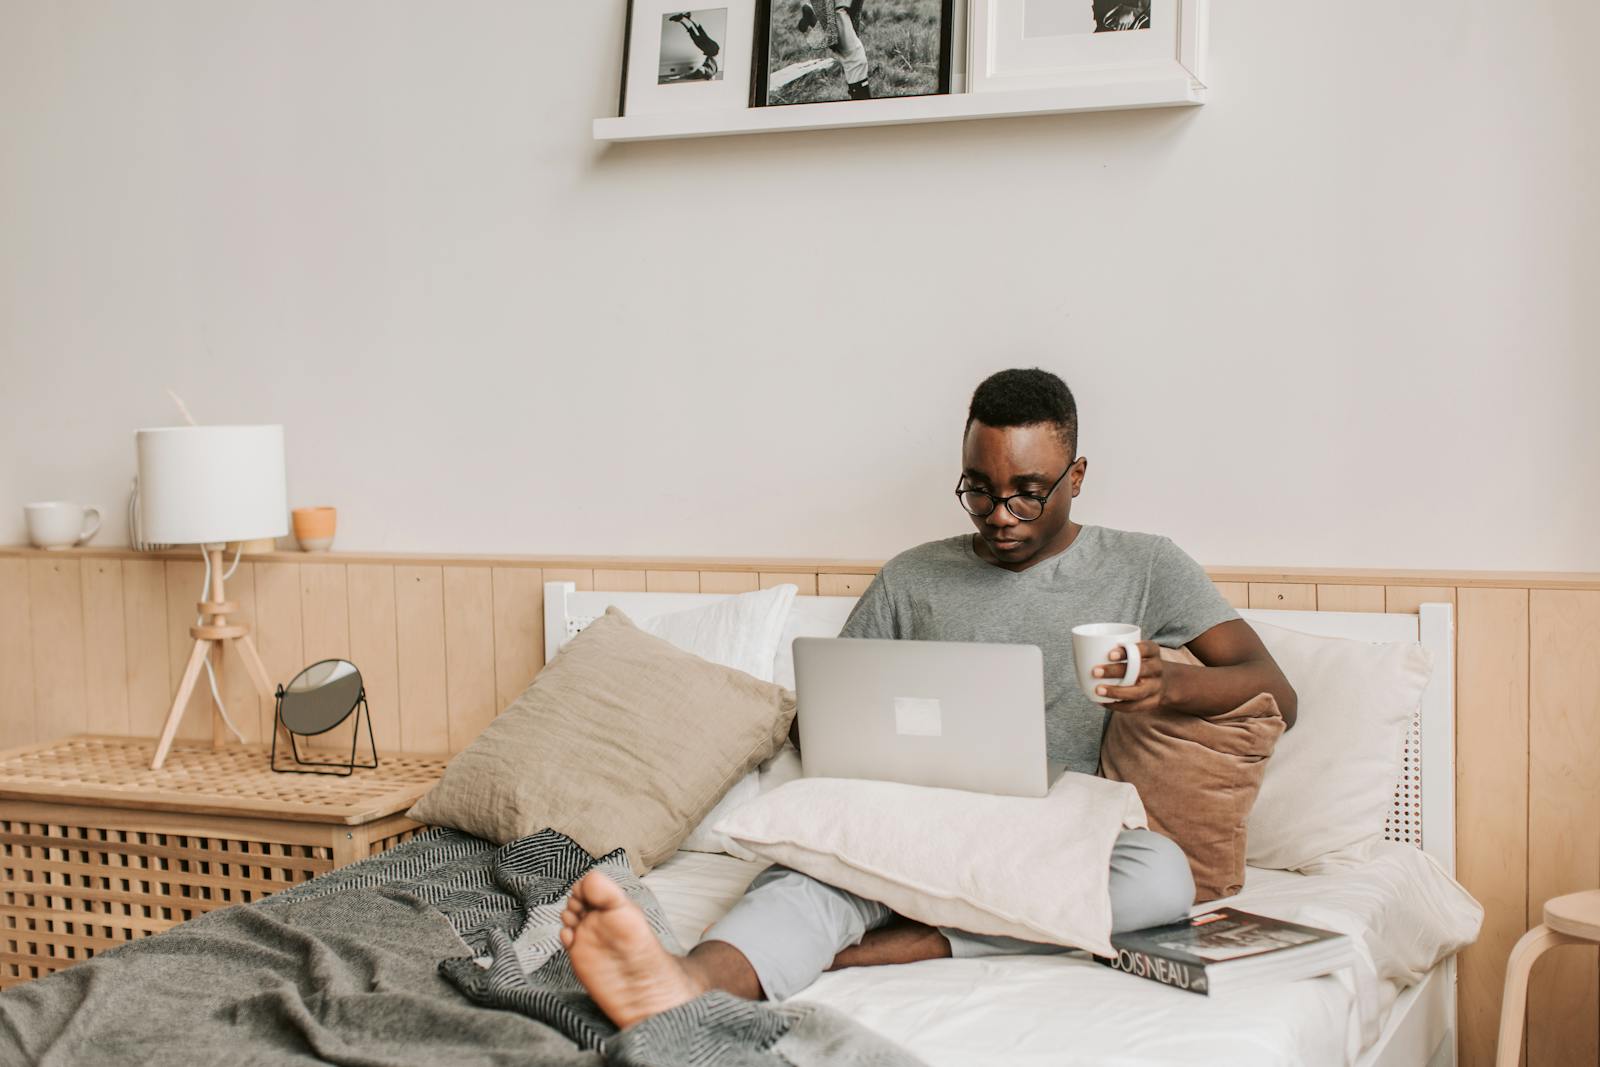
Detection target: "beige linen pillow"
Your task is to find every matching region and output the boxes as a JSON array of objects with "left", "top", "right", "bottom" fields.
[
  {"left": 1100, "top": 648, "right": 1285, "bottom": 902},
  {"left": 715, "top": 772, "right": 1147, "bottom": 958},
  {"left": 407, "top": 607, "right": 796, "bottom": 874},
  {"left": 1244, "top": 620, "right": 1431, "bottom": 870}
]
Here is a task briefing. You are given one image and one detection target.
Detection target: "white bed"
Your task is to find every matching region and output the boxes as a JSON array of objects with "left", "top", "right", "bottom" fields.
[{"left": 547, "top": 584, "right": 1475, "bottom": 1067}]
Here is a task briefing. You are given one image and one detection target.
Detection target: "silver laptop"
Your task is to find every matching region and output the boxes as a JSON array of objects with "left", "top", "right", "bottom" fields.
[{"left": 793, "top": 637, "right": 1064, "bottom": 797}]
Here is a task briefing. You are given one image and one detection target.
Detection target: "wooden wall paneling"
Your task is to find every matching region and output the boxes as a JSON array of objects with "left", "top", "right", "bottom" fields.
[
  {"left": 542, "top": 568, "right": 593, "bottom": 591},
  {"left": 1247, "top": 583, "right": 1317, "bottom": 611},
  {"left": 760, "top": 572, "right": 818, "bottom": 596},
  {"left": 300, "top": 564, "right": 351, "bottom": 662},
  {"left": 1315, "top": 584, "right": 1384, "bottom": 613},
  {"left": 491, "top": 568, "right": 544, "bottom": 710},
  {"left": 217, "top": 563, "right": 264, "bottom": 743},
  {"left": 1526, "top": 590, "right": 1600, "bottom": 1067},
  {"left": 121, "top": 560, "right": 169, "bottom": 740},
  {"left": 251, "top": 564, "right": 306, "bottom": 744},
  {"left": 699, "top": 571, "right": 758, "bottom": 594},
  {"left": 1213, "top": 581, "right": 1250, "bottom": 610},
  {"left": 1455, "top": 587, "right": 1531, "bottom": 1067},
  {"left": 818, "top": 573, "right": 874, "bottom": 598},
  {"left": 1386, "top": 585, "right": 1457, "bottom": 616},
  {"left": 593, "top": 569, "right": 647, "bottom": 592},
  {"left": 79, "top": 558, "right": 129, "bottom": 736},
  {"left": 346, "top": 565, "right": 402, "bottom": 758},
  {"left": 0, "top": 559, "right": 36, "bottom": 749},
  {"left": 394, "top": 566, "right": 449, "bottom": 753},
  {"left": 299, "top": 564, "right": 352, "bottom": 751},
  {"left": 443, "top": 567, "right": 496, "bottom": 752},
  {"left": 29, "top": 559, "right": 89, "bottom": 744},
  {"left": 645, "top": 570, "right": 700, "bottom": 593}
]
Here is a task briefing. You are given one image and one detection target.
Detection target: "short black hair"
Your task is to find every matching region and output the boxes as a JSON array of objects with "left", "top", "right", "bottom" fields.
[{"left": 965, "top": 368, "right": 1078, "bottom": 455}]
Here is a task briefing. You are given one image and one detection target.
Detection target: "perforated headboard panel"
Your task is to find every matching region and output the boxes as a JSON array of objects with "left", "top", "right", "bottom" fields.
[{"left": 1385, "top": 703, "right": 1424, "bottom": 849}]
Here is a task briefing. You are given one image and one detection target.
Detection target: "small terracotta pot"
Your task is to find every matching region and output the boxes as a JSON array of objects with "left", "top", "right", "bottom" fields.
[{"left": 292, "top": 507, "right": 337, "bottom": 552}]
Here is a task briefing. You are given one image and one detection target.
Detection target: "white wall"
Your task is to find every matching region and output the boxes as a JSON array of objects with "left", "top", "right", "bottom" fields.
[{"left": 2, "top": 0, "right": 1596, "bottom": 570}]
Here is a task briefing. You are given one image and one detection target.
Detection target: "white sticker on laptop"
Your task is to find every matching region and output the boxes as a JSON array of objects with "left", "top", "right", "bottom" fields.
[{"left": 893, "top": 697, "right": 943, "bottom": 737}]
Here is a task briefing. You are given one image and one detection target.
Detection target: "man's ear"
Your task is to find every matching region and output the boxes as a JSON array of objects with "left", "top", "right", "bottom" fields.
[{"left": 1070, "top": 456, "right": 1087, "bottom": 497}]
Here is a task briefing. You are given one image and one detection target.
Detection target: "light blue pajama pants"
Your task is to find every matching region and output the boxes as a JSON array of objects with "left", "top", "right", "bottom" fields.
[{"left": 699, "top": 828, "right": 1195, "bottom": 1001}]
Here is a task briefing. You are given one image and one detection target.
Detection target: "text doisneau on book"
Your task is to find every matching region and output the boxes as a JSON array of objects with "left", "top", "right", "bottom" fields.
[{"left": 1094, "top": 907, "right": 1354, "bottom": 995}]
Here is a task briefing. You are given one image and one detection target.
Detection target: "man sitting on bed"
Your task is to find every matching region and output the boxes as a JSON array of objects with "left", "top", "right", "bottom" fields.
[{"left": 558, "top": 367, "right": 1299, "bottom": 1030}]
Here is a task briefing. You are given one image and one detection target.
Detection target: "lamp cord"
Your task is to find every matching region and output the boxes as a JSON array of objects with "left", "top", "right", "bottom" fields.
[{"left": 198, "top": 544, "right": 248, "bottom": 744}]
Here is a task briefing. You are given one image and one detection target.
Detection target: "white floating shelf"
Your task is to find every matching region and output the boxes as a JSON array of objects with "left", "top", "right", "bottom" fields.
[{"left": 593, "top": 76, "right": 1203, "bottom": 143}]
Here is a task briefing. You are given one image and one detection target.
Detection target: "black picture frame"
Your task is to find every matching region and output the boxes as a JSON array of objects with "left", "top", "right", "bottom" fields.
[
  {"left": 617, "top": 1, "right": 761, "bottom": 118},
  {"left": 617, "top": 0, "right": 636, "bottom": 118},
  {"left": 751, "top": 0, "right": 954, "bottom": 108}
]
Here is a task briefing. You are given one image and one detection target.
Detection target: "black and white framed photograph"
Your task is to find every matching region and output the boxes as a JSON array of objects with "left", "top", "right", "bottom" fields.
[
  {"left": 620, "top": 0, "right": 757, "bottom": 117},
  {"left": 753, "top": 0, "right": 954, "bottom": 107},
  {"left": 969, "top": 0, "right": 1201, "bottom": 95},
  {"left": 658, "top": 10, "right": 729, "bottom": 83},
  {"left": 1024, "top": 0, "right": 1150, "bottom": 36}
]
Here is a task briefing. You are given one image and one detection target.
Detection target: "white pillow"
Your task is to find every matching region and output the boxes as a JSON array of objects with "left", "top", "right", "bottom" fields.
[
  {"left": 770, "top": 595, "right": 859, "bottom": 690},
  {"left": 716, "top": 773, "right": 1147, "bottom": 957},
  {"left": 757, "top": 741, "right": 802, "bottom": 792},
  {"left": 641, "top": 584, "right": 796, "bottom": 682},
  {"left": 639, "top": 584, "right": 797, "bottom": 857},
  {"left": 1245, "top": 620, "right": 1432, "bottom": 871}
]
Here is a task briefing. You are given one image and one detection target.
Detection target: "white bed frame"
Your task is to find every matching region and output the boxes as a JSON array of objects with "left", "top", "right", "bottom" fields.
[{"left": 545, "top": 584, "right": 1458, "bottom": 1067}]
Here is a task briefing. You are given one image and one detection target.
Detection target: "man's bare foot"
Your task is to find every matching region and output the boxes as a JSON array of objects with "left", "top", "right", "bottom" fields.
[{"left": 561, "top": 870, "right": 707, "bottom": 1030}]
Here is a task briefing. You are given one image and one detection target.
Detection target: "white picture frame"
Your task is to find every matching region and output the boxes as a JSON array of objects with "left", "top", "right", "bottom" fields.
[
  {"left": 620, "top": 0, "right": 758, "bottom": 117},
  {"left": 968, "top": 0, "right": 1205, "bottom": 96}
]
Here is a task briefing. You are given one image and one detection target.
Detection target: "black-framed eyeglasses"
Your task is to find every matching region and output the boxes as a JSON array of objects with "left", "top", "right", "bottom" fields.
[{"left": 954, "top": 462, "right": 1076, "bottom": 521}]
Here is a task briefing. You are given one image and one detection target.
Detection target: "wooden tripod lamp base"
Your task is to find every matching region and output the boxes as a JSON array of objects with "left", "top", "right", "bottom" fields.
[{"left": 149, "top": 546, "right": 280, "bottom": 771}]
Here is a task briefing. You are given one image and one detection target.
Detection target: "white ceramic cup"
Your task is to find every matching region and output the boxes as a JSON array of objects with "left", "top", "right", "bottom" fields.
[
  {"left": 24, "top": 501, "right": 101, "bottom": 550},
  {"left": 1071, "top": 622, "right": 1142, "bottom": 705}
]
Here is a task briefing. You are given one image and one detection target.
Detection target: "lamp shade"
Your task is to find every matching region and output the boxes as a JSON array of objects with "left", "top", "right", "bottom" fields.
[{"left": 136, "top": 426, "right": 288, "bottom": 545}]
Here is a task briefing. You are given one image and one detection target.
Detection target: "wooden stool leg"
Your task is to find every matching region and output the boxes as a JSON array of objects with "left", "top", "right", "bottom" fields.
[
  {"left": 151, "top": 639, "right": 212, "bottom": 770},
  {"left": 1496, "top": 924, "right": 1583, "bottom": 1067},
  {"left": 233, "top": 634, "right": 276, "bottom": 702},
  {"left": 207, "top": 641, "right": 227, "bottom": 748},
  {"left": 235, "top": 635, "right": 293, "bottom": 758}
]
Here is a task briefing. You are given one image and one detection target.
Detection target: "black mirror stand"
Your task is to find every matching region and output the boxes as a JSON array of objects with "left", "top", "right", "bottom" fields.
[{"left": 270, "top": 685, "right": 380, "bottom": 777}]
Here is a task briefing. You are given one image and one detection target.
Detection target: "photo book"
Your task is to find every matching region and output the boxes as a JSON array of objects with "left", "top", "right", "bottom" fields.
[{"left": 1095, "top": 907, "right": 1354, "bottom": 996}]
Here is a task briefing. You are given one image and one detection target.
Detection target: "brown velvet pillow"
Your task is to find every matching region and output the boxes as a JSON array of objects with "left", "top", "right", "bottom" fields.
[{"left": 1099, "top": 647, "right": 1286, "bottom": 902}]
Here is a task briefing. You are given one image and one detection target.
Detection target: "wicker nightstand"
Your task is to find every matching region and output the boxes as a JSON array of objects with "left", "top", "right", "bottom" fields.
[{"left": 0, "top": 735, "right": 448, "bottom": 988}]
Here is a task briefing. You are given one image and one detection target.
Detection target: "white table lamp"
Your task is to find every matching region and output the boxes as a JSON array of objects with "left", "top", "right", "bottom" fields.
[{"left": 136, "top": 425, "right": 288, "bottom": 769}]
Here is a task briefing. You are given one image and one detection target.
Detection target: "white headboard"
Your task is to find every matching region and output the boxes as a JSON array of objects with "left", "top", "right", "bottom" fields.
[{"left": 543, "top": 583, "right": 1455, "bottom": 874}]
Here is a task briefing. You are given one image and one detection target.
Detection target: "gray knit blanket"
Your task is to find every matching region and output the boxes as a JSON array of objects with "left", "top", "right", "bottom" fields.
[{"left": 0, "top": 828, "right": 922, "bottom": 1067}]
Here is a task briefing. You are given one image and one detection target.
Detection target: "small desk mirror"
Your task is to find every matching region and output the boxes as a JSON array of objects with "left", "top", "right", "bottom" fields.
[{"left": 271, "top": 659, "right": 378, "bottom": 776}]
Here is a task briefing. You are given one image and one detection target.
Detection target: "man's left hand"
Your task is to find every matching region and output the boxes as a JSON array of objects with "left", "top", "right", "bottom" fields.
[{"left": 1093, "top": 641, "right": 1170, "bottom": 714}]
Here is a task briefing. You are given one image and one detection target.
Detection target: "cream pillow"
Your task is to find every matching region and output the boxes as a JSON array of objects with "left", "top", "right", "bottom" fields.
[
  {"left": 770, "top": 595, "right": 858, "bottom": 690},
  {"left": 1244, "top": 620, "right": 1432, "bottom": 871},
  {"left": 639, "top": 584, "right": 796, "bottom": 857},
  {"left": 407, "top": 607, "right": 796, "bottom": 874},
  {"left": 716, "top": 773, "right": 1147, "bottom": 958},
  {"left": 641, "top": 584, "right": 796, "bottom": 681}
]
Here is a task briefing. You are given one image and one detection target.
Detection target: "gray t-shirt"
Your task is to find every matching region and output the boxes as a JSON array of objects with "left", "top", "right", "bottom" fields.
[{"left": 838, "top": 526, "right": 1237, "bottom": 775}]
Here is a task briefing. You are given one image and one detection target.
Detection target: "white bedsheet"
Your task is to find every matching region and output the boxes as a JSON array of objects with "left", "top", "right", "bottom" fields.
[{"left": 641, "top": 843, "right": 1481, "bottom": 1067}]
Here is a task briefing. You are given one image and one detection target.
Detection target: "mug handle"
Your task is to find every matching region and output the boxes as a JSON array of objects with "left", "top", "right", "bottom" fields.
[
  {"left": 1115, "top": 639, "right": 1142, "bottom": 688},
  {"left": 76, "top": 507, "right": 101, "bottom": 545}
]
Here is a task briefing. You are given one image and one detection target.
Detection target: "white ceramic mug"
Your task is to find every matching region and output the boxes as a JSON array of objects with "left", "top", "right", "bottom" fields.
[
  {"left": 1071, "top": 623, "right": 1142, "bottom": 705},
  {"left": 24, "top": 501, "right": 101, "bottom": 550}
]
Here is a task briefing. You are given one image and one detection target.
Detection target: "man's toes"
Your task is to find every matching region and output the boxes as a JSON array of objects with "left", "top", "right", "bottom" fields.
[{"left": 573, "top": 870, "right": 628, "bottom": 910}]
